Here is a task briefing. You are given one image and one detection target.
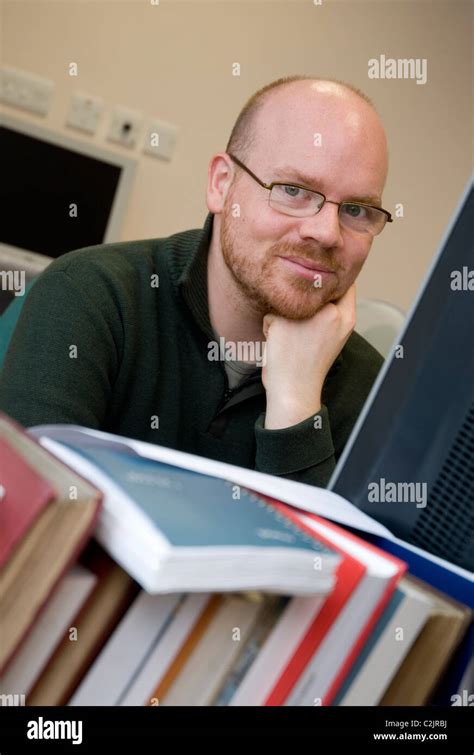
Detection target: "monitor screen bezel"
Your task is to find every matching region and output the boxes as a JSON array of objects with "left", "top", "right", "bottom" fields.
[{"left": 0, "top": 111, "right": 137, "bottom": 262}]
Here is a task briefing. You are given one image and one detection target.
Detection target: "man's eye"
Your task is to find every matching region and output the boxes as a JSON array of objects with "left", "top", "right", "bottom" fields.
[
  {"left": 272, "top": 184, "right": 312, "bottom": 204},
  {"left": 342, "top": 204, "right": 367, "bottom": 218},
  {"left": 282, "top": 185, "right": 303, "bottom": 197}
]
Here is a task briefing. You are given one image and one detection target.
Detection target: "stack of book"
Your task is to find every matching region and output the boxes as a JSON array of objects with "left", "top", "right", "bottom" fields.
[
  {"left": 0, "top": 413, "right": 471, "bottom": 707},
  {"left": 0, "top": 417, "right": 101, "bottom": 685}
]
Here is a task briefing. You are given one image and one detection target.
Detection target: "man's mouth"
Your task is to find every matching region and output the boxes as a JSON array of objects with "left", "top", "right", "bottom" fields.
[{"left": 278, "top": 255, "right": 336, "bottom": 281}]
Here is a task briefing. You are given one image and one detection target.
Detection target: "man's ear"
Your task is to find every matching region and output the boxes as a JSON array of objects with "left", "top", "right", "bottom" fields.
[{"left": 206, "top": 153, "right": 235, "bottom": 214}]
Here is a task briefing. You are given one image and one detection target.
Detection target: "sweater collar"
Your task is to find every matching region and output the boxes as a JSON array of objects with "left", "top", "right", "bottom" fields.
[{"left": 177, "top": 212, "right": 216, "bottom": 342}]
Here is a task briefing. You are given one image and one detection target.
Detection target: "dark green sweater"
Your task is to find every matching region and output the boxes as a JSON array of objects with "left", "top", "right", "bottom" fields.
[{"left": 0, "top": 213, "right": 383, "bottom": 487}]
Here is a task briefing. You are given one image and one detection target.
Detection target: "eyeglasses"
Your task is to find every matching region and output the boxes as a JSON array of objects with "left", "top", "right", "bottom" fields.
[{"left": 227, "top": 153, "right": 392, "bottom": 236}]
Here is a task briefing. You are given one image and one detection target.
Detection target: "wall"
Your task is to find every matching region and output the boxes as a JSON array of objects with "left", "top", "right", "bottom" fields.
[{"left": 2, "top": 0, "right": 472, "bottom": 311}]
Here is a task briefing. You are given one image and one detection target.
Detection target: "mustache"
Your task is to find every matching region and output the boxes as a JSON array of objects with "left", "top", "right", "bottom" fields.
[{"left": 269, "top": 242, "right": 339, "bottom": 273}]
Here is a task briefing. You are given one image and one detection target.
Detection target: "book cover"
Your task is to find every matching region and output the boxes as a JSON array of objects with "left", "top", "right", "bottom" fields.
[
  {"left": 0, "top": 436, "right": 58, "bottom": 566},
  {"left": 41, "top": 440, "right": 341, "bottom": 595}
]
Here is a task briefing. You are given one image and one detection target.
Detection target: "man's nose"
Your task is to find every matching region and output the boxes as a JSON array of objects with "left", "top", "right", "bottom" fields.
[{"left": 297, "top": 202, "right": 343, "bottom": 248}]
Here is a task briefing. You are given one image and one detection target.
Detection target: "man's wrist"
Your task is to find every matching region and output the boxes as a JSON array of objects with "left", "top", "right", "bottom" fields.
[{"left": 264, "top": 396, "right": 322, "bottom": 429}]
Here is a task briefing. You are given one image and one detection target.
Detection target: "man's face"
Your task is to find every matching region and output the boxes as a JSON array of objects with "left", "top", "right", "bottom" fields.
[{"left": 218, "top": 85, "right": 388, "bottom": 320}]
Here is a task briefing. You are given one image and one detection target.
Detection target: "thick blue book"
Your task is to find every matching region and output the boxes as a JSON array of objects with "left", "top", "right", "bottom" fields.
[{"left": 45, "top": 441, "right": 340, "bottom": 596}]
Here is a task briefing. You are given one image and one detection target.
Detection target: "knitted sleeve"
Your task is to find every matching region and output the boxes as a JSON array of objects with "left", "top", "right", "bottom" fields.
[{"left": 0, "top": 268, "right": 122, "bottom": 430}]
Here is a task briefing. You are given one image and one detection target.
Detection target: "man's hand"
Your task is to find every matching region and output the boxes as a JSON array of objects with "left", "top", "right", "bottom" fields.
[{"left": 261, "top": 284, "right": 357, "bottom": 429}]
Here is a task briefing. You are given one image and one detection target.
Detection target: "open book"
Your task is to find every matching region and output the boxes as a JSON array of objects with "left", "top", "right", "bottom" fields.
[{"left": 27, "top": 423, "right": 472, "bottom": 599}]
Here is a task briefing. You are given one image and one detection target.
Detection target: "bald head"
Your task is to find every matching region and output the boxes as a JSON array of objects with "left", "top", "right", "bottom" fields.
[
  {"left": 226, "top": 78, "right": 388, "bottom": 209},
  {"left": 226, "top": 76, "right": 387, "bottom": 177}
]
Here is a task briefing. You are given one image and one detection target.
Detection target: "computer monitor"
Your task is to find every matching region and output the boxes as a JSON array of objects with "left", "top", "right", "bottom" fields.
[
  {"left": 329, "top": 178, "right": 473, "bottom": 572},
  {"left": 0, "top": 112, "right": 137, "bottom": 311},
  {"left": 0, "top": 112, "right": 137, "bottom": 261}
]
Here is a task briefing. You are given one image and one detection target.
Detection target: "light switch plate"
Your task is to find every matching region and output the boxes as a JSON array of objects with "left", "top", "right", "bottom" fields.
[
  {"left": 66, "top": 92, "right": 104, "bottom": 134},
  {"left": 143, "top": 119, "right": 178, "bottom": 160}
]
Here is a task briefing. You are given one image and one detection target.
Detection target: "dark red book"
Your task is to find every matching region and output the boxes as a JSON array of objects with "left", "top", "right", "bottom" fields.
[
  {"left": 0, "top": 413, "right": 102, "bottom": 673},
  {"left": 0, "top": 437, "right": 58, "bottom": 566}
]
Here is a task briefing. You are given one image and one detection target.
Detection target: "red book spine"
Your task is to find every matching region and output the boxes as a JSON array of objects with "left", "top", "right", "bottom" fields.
[
  {"left": 254, "top": 496, "right": 406, "bottom": 706},
  {"left": 0, "top": 437, "right": 58, "bottom": 566}
]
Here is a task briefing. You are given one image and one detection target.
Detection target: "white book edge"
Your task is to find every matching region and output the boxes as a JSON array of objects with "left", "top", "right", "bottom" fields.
[
  {"left": 338, "top": 586, "right": 433, "bottom": 705},
  {"left": 162, "top": 596, "right": 264, "bottom": 706},
  {"left": 69, "top": 592, "right": 181, "bottom": 706},
  {"left": 120, "top": 593, "right": 211, "bottom": 706},
  {"left": 0, "top": 565, "right": 97, "bottom": 696},
  {"left": 229, "top": 595, "right": 325, "bottom": 706}
]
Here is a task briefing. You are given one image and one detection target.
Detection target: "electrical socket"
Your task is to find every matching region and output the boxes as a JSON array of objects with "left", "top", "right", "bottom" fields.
[{"left": 107, "top": 106, "right": 143, "bottom": 148}]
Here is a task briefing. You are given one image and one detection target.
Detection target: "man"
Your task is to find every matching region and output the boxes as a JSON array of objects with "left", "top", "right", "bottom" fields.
[{"left": 0, "top": 75, "right": 391, "bottom": 487}]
